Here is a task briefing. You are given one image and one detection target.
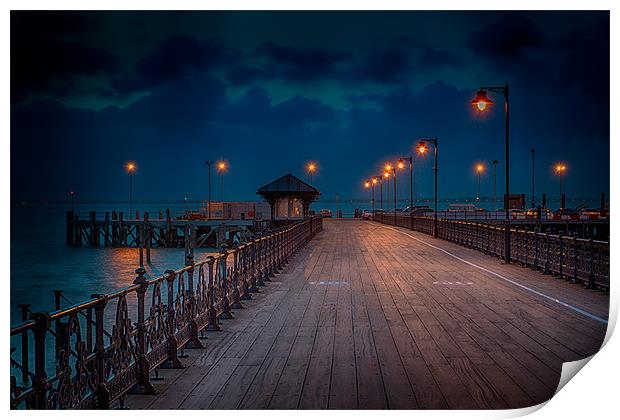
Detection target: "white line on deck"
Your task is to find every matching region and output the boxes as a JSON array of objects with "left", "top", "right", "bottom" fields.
[{"left": 378, "top": 224, "right": 608, "bottom": 325}]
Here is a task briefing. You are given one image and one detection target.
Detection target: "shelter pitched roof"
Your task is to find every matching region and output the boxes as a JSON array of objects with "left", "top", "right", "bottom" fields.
[{"left": 257, "top": 173, "right": 320, "bottom": 196}]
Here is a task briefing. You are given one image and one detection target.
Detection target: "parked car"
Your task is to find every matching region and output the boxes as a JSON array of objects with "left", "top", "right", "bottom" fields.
[
  {"left": 579, "top": 208, "right": 608, "bottom": 220},
  {"left": 412, "top": 206, "right": 432, "bottom": 216},
  {"left": 525, "top": 208, "right": 553, "bottom": 219},
  {"left": 554, "top": 208, "right": 579, "bottom": 220},
  {"left": 508, "top": 209, "right": 526, "bottom": 219},
  {"left": 319, "top": 209, "right": 332, "bottom": 218},
  {"left": 361, "top": 210, "right": 373, "bottom": 220}
]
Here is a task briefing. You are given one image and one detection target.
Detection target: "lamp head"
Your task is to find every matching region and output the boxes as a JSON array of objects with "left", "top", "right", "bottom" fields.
[{"left": 471, "top": 89, "right": 493, "bottom": 112}]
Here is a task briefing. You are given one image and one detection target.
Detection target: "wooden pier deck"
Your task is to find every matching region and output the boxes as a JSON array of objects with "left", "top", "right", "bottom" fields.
[{"left": 125, "top": 219, "right": 608, "bottom": 410}]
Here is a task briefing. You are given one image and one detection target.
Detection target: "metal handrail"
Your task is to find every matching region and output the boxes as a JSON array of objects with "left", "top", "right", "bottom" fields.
[
  {"left": 10, "top": 216, "right": 323, "bottom": 410},
  {"left": 373, "top": 213, "right": 609, "bottom": 289}
]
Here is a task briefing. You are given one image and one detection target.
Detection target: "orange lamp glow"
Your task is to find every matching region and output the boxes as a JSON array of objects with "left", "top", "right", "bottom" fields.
[
  {"left": 397, "top": 159, "right": 406, "bottom": 169},
  {"left": 372, "top": 178, "right": 378, "bottom": 185},
  {"left": 555, "top": 163, "right": 567, "bottom": 174},
  {"left": 475, "top": 163, "right": 486, "bottom": 174},
  {"left": 364, "top": 180, "right": 371, "bottom": 188},
  {"left": 125, "top": 161, "right": 137, "bottom": 173},
  {"left": 416, "top": 142, "right": 427, "bottom": 154},
  {"left": 471, "top": 90, "right": 494, "bottom": 112},
  {"left": 383, "top": 171, "right": 390, "bottom": 179},
  {"left": 217, "top": 161, "right": 227, "bottom": 172},
  {"left": 307, "top": 162, "right": 317, "bottom": 173}
]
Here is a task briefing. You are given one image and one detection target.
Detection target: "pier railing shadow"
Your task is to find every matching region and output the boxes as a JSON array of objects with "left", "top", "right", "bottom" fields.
[
  {"left": 10, "top": 216, "right": 323, "bottom": 410},
  {"left": 373, "top": 213, "right": 609, "bottom": 291}
]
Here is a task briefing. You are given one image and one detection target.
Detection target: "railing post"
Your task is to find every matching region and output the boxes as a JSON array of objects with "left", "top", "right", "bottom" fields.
[
  {"left": 533, "top": 233, "right": 539, "bottom": 270},
  {"left": 52, "top": 289, "right": 65, "bottom": 369},
  {"left": 161, "top": 270, "right": 184, "bottom": 369},
  {"left": 240, "top": 245, "right": 253, "bottom": 300},
  {"left": 248, "top": 241, "right": 259, "bottom": 293},
  {"left": 268, "top": 234, "right": 275, "bottom": 278},
  {"left": 18, "top": 303, "right": 31, "bottom": 384},
  {"left": 230, "top": 247, "right": 244, "bottom": 310},
  {"left": 544, "top": 233, "right": 550, "bottom": 274},
  {"left": 277, "top": 231, "right": 284, "bottom": 271},
  {"left": 129, "top": 267, "right": 156, "bottom": 395},
  {"left": 586, "top": 238, "right": 596, "bottom": 289},
  {"left": 145, "top": 212, "right": 151, "bottom": 264},
  {"left": 30, "top": 311, "right": 51, "bottom": 409},
  {"left": 257, "top": 237, "right": 266, "bottom": 287},
  {"left": 248, "top": 239, "right": 258, "bottom": 293},
  {"left": 558, "top": 236, "right": 564, "bottom": 279},
  {"left": 218, "top": 248, "right": 234, "bottom": 319},
  {"left": 91, "top": 294, "right": 110, "bottom": 408},
  {"left": 572, "top": 234, "right": 579, "bottom": 284},
  {"left": 205, "top": 257, "right": 221, "bottom": 331},
  {"left": 185, "top": 254, "right": 204, "bottom": 349}
]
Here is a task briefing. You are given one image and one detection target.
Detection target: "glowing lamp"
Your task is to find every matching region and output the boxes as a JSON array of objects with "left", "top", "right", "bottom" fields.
[{"left": 471, "top": 90, "right": 493, "bottom": 112}]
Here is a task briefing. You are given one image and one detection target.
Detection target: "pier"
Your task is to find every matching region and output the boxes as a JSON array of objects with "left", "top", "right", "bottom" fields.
[
  {"left": 11, "top": 216, "right": 608, "bottom": 410},
  {"left": 65, "top": 209, "right": 269, "bottom": 250}
]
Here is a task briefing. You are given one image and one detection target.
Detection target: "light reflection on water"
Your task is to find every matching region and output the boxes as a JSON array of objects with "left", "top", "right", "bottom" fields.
[{"left": 10, "top": 204, "right": 217, "bottom": 325}]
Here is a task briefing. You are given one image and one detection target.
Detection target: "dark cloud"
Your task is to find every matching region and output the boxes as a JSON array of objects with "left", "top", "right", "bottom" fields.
[
  {"left": 10, "top": 27, "right": 119, "bottom": 103},
  {"left": 468, "top": 14, "right": 545, "bottom": 61},
  {"left": 9, "top": 12, "right": 610, "bottom": 202},
  {"left": 416, "top": 47, "right": 463, "bottom": 69},
  {"left": 352, "top": 48, "right": 411, "bottom": 84},
  {"left": 258, "top": 42, "right": 349, "bottom": 81},
  {"left": 225, "top": 66, "right": 263, "bottom": 85},
  {"left": 216, "top": 85, "right": 339, "bottom": 130},
  {"left": 114, "top": 35, "right": 237, "bottom": 93}
]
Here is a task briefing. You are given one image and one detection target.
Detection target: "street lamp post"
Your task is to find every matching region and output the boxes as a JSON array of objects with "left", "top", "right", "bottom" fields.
[
  {"left": 531, "top": 148, "right": 536, "bottom": 208},
  {"left": 398, "top": 157, "right": 413, "bottom": 209},
  {"left": 384, "top": 164, "right": 397, "bottom": 224},
  {"left": 475, "top": 163, "right": 485, "bottom": 203},
  {"left": 416, "top": 138, "right": 438, "bottom": 238},
  {"left": 364, "top": 180, "right": 373, "bottom": 211},
  {"left": 205, "top": 161, "right": 214, "bottom": 219},
  {"left": 472, "top": 83, "right": 510, "bottom": 262},
  {"left": 217, "top": 161, "right": 227, "bottom": 203},
  {"left": 307, "top": 162, "right": 317, "bottom": 184},
  {"left": 492, "top": 160, "right": 498, "bottom": 211},
  {"left": 125, "top": 162, "right": 137, "bottom": 217},
  {"left": 374, "top": 175, "right": 384, "bottom": 210},
  {"left": 68, "top": 191, "right": 75, "bottom": 212},
  {"left": 555, "top": 163, "right": 567, "bottom": 207}
]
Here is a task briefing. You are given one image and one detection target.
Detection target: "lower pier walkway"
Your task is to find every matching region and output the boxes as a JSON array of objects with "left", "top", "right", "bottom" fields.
[{"left": 127, "top": 219, "right": 608, "bottom": 410}]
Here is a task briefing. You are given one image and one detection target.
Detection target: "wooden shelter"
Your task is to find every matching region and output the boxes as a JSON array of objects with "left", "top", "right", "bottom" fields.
[{"left": 257, "top": 173, "right": 320, "bottom": 222}]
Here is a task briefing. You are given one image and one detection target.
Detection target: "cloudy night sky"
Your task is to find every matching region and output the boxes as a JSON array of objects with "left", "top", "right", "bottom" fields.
[{"left": 10, "top": 11, "right": 609, "bottom": 204}]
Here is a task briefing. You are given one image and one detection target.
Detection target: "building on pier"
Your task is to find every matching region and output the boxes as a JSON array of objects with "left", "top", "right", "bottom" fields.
[{"left": 257, "top": 173, "right": 320, "bottom": 224}]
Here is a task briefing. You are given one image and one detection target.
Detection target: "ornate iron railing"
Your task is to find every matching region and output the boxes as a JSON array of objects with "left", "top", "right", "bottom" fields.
[
  {"left": 374, "top": 213, "right": 609, "bottom": 290},
  {"left": 10, "top": 216, "right": 323, "bottom": 410}
]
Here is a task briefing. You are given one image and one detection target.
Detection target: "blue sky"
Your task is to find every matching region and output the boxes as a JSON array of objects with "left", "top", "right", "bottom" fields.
[{"left": 10, "top": 11, "right": 609, "bottom": 203}]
